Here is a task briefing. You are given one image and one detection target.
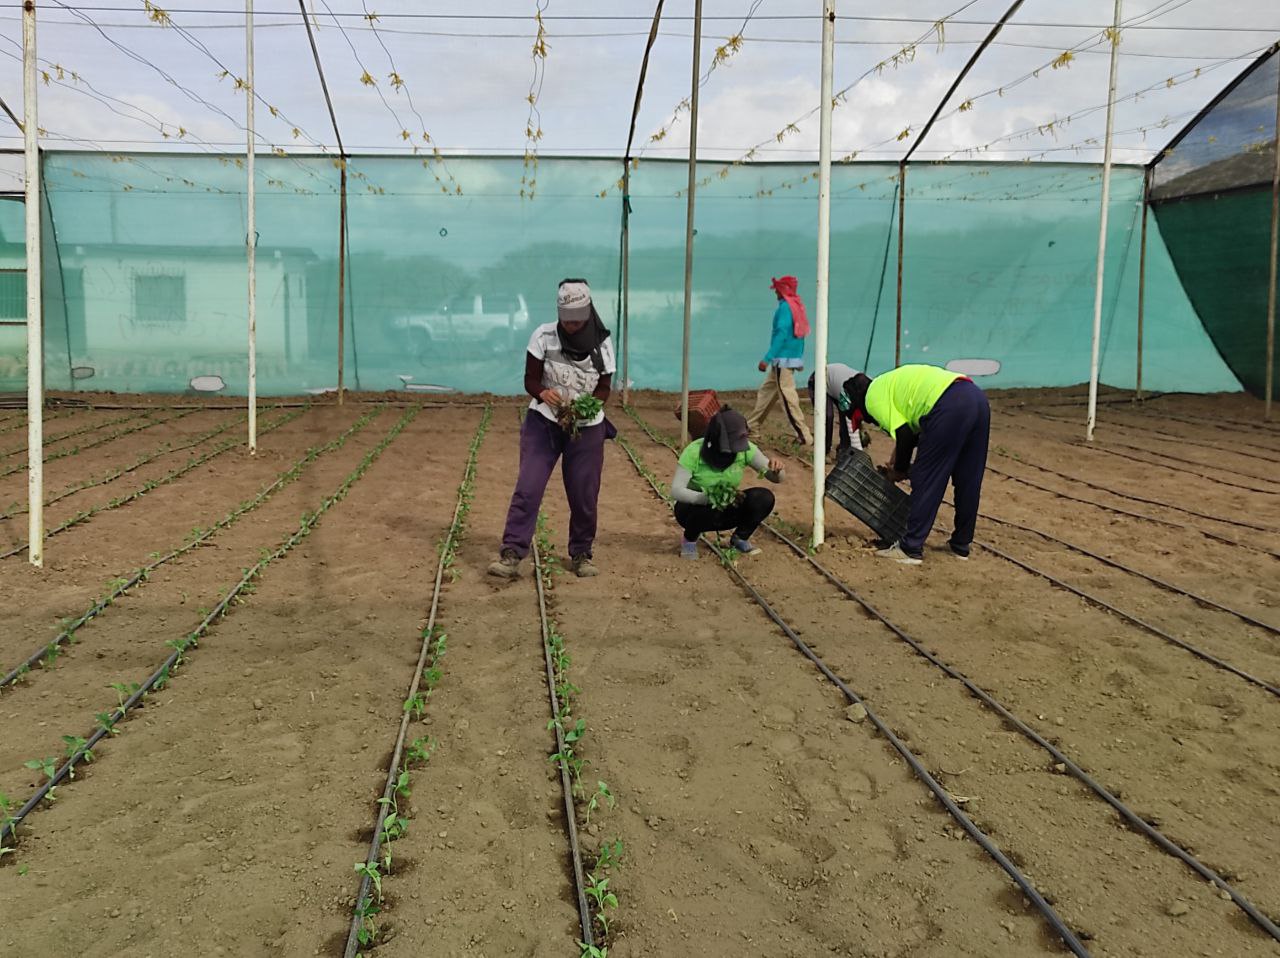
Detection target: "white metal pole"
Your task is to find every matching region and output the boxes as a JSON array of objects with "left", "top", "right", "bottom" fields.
[
  {"left": 1087, "top": 0, "right": 1123, "bottom": 442},
  {"left": 679, "top": 0, "right": 702, "bottom": 447},
  {"left": 23, "top": 0, "right": 43, "bottom": 568},
  {"left": 246, "top": 0, "right": 257, "bottom": 453},
  {"left": 812, "top": 0, "right": 835, "bottom": 548}
]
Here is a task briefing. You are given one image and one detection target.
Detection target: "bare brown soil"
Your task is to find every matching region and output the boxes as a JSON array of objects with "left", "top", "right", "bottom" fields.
[{"left": 0, "top": 389, "right": 1277, "bottom": 958}]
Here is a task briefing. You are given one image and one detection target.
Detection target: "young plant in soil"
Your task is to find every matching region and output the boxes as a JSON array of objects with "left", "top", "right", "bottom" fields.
[{"left": 345, "top": 406, "right": 493, "bottom": 955}]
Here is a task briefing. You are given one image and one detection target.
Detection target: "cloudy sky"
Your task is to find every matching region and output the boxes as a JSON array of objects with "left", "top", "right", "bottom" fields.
[{"left": 0, "top": 0, "right": 1275, "bottom": 186}]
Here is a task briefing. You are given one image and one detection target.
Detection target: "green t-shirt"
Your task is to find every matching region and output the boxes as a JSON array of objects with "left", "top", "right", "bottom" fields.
[
  {"left": 865, "top": 364, "right": 961, "bottom": 437},
  {"left": 678, "top": 440, "right": 762, "bottom": 499}
]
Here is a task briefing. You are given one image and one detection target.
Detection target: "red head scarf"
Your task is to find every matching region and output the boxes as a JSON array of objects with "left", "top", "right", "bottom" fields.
[{"left": 770, "top": 276, "right": 809, "bottom": 338}]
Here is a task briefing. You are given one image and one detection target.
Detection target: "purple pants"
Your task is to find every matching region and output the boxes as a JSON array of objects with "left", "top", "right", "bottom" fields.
[{"left": 501, "top": 412, "right": 605, "bottom": 559}]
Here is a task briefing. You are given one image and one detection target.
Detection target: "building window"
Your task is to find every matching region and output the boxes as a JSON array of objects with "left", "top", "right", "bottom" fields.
[{"left": 133, "top": 273, "right": 186, "bottom": 326}]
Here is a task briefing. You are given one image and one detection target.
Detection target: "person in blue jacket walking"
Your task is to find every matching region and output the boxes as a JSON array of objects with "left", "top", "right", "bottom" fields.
[{"left": 746, "top": 275, "right": 814, "bottom": 445}]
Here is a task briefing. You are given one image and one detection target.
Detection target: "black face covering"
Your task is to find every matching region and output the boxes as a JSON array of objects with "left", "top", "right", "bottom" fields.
[
  {"left": 699, "top": 409, "right": 748, "bottom": 471},
  {"left": 842, "top": 373, "right": 876, "bottom": 426},
  {"left": 557, "top": 303, "right": 611, "bottom": 362}
]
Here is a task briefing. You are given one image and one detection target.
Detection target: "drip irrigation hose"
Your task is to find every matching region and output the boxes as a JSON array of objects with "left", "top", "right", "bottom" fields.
[
  {"left": 1121, "top": 406, "right": 1280, "bottom": 439},
  {"left": 343, "top": 404, "right": 492, "bottom": 958},
  {"left": 612, "top": 433, "right": 1091, "bottom": 957},
  {"left": 620, "top": 409, "right": 1280, "bottom": 942},
  {"left": 532, "top": 540, "right": 596, "bottom": 954},
  {"left": 0, "top": 409, "right": 196, "bottom": 481},
  {"left": 986, "top": 464, "right": 1280, "bottom": 560},
  {"left": 976, "top": 512, "right": 1280, "bottom": 638},
  {"left": 0, "top": 407, "right": 77, "bottom": 436},
  {"left": 0, "top": 409, "right": 143, "bottom": 458},
  {"left": 0, "top": 405, "right": 421, "bottom": 849},
  {"left": 0, "top": 409, "right": 254, "bottom": 523},
  {"left": 0, "top": 408, "right": 306, "bottom": 561},
  {"left": 1032, "top": 410, "right": 1280, "bottom": 465},
  {"left": 989, "top": 450, "right": 1280, "bottom": 536},
  {"left": 0, "top": 407, "right": 375, "bottom": 692},
  {"left": 753, "top": 518, "right": 1280, "bottom": 944}
]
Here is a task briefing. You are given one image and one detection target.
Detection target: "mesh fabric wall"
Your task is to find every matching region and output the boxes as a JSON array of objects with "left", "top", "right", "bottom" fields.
[
  {"left": 1151, "top": 47, "right": 1279, "bottom": 399},
  {"left": 6, "top": 151, "right": 1242, "bottom": 396}
]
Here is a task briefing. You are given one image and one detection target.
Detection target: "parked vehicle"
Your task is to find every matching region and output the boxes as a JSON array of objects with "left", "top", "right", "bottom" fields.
[{"left": 393, "top": 292, "right": 531, "bottom": 361}]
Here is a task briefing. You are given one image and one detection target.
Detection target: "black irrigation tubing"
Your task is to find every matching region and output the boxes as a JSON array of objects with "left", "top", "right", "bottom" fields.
[
  {"left": 611, "top": 433, "right": 1091, "bottom": 957},
  {"left": 0, "top": 405, "right": 421, "bottom": 850},
  {"left": 0, "top": 410, "right": 252, "bottom": 523},
  {"left": 985, "top": 464, "right": 1280, "bottom": 561},
  {"left": 747, "top": 422, "right": 1280, "bottom": 698},
  {"left": 995, "top": 415, "right": 1280, "bottom": 494},
  {"left": 969, "top": 536, "right": 1280, "bottom": 699},
  {"left": 0, "top": 408, "right": 78, "bottom": 436},
  {"left": 620, "top": 412, "right": 1280, "bottom": 942},
  {"left": 975, "top": 511, "right": 1280, "bottom": 638},
  {"left": 0, "top": 408, "right": 306, "bottom": 561},
  {"left": 0, "top": 407, "right": 379, "bottom": 692},
  {"left": 344, "top": 404, "right": 492, "bottom": 958},
  {"left": 532, "top": 539, "right": 597, "bottom": 955},
  {"left": 989, "top": 450, "right": 1280, "bottom": 536},
  {"left": 0, "top": 410, "right": 146, "bottom": 458},
  {"left": 1032, "top": 410, "right": 1280, "bottom": 466},
  {"left": 755, "top": 518, "right": 1280, "bottom": 944},
  {"left": 1124, "top": 406, "right": 1280, "bottom": 439},
  {"left": 0, "top": 409, "right": 196, "bottom": 480},
  {"left": 1076, "top": 441, "right": 1280, "bottom": 494}
]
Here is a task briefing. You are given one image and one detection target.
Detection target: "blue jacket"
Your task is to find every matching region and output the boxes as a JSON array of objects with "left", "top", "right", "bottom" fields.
[{"left": 763, "top": 301, "right": 805, "bottom": 366}]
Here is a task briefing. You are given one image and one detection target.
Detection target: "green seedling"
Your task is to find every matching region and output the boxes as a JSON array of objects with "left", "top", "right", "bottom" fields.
[
  {"left": 354, "top": 861, "right": 383, "bottom": 902},
  {"left": 394, "top": 769, "right": 412, "bottom": 799},
  {"left": 406, "top": 736, "right": 435, "bottom": 765},
  {"left": 95, "top": 712, "right": 120, "bottom": 736},
  {"left": 24, "top": 757, "right": 56, "bottom": 781},
  {"left": 354, "top": 897, "right": 380, "bottom": 946},
  {"left": 584, "top": 781, "right": 615, "bottom": 826},
  {"left": 564, "top": 718, "right": 586, "bottom": 745},
  {"left": 592, "top": 838, "right": 624, "bottom": 875},
  {"left": 403, "top": 692, "right": 427, "bottom": 720},
  {"left": 61, "top": 735, "right": 93, "bottom": 765},
  {"left": 586, "top": 875, "right": 618, "bottom": 934},
  {"left": 380, "top": 810, "right": 409, "bottom": 844},
  {"left": 578, "top": 942, "right": 607, "bottom": 958},
  {"left": 0, "top": 792, "right": 17, "bottom": 844}
]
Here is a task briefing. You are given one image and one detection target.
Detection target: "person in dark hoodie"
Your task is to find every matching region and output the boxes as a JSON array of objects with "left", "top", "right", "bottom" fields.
[
  {"left": 842, "top": 364, "right": 990, "bottom": 565},
  {"left": 489, "top": 279, "right": 615, "bottom": 580},
  {"left": 670, "top": 408, "right": 786, "bottom": 559}
]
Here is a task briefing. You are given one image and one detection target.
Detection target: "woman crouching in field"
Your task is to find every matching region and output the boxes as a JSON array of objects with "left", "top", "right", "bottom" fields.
[{"left": 670, "top": 408, "right": 785, "bottom": 559}]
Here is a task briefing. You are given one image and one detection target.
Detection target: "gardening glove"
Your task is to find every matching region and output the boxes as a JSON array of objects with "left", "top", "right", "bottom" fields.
[{"left": 758, "top": 360, "right": 768, "bottom": 372}]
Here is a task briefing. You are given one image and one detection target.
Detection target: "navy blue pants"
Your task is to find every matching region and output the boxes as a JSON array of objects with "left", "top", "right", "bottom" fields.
[{"left": 901, "top": 379, "right": 990, "bottom": 556}]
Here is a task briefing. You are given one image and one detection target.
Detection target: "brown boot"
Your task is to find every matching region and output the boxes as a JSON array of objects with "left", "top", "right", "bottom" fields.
[
  {"left": 571, "top": 553, "right": 599, "bottom": 578},
  {"left": 487, "top": 549, "right": 522, "bottom": 579}
]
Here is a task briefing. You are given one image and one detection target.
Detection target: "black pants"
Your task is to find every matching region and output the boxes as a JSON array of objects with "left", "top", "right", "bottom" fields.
[{"left": 674, "top": 487, "right": 775, "bottom": 542}]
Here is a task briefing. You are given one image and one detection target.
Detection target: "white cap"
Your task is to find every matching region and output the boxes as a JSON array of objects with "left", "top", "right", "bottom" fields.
[{"left": 557, "top": 281, "right": 592, "bottom": 323}]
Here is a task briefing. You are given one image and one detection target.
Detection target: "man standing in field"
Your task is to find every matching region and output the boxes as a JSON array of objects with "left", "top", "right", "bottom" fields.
[
  {"left": 843, "top": 364, "right": 990, "bottom": 565},
  {"left": 746, "top": 276, "right": 813, "bottom": 446}
]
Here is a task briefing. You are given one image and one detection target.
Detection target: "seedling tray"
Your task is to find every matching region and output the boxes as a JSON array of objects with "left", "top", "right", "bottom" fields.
[{"left": 825, "top": 450, "right": 911, "bottom": 544}]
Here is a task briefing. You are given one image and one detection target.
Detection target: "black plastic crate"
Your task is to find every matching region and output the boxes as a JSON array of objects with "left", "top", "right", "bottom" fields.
[{"left": 825, "top": 450, "right": 911, "bottom": 544}]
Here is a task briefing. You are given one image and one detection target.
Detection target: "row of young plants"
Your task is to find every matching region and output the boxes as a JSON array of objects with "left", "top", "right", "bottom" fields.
[
  {"left": 348, "top": 405, "right": 493, "bottom": 956},
  {"left": 0, "top": 407, "right": 78, "bottom": 437},
  {"left": 0, "top": 409, "right": 198, "bottom": 481},
  {"left": 0, "top": 405, "right": 419, "bottom": 856},
  {"left": 0, "top": 410, "right": 147, "bottom": 459},
  {"left": 0, "top": 408, "right": 258, "bottom": 522},
  {"left": 0, "top": 407, "right": 379, "bottom": 692},
  {"left": 533, "top": 514, "right": 622, "bottom": 958},
  {"left": 0, "top": 407, "right": 307, "bottom": 561}
]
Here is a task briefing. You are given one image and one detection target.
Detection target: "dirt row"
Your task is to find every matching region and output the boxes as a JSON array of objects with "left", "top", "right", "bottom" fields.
[{"left": 0, "top": 393, "right": 1276, "bottom": 958}]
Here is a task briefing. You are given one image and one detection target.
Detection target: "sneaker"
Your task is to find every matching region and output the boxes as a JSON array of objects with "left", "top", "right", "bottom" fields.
[
  {"left": 730, "top": 536, "right": 762, "bottom": 556},
  {"left": 487, "top": 549, "right": 522, "bottom": 579},
  {"left": 948, "top": 542, "right": 971, "bottom": 561},
  {"left": 571, "top": 554, "right": 600, "bottom": 578},
  {"left": 680, "top": 539, "right": 699, "bottom": 560},
  {"left": 876, "top": 542, "right": 923, "bottom": 566}
]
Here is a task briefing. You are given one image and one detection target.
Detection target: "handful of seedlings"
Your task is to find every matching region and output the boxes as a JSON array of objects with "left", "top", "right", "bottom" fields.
[
  {"left": 559, "top": 395, "right": 604, "bottom": 439},
  {"left": 706, "top": 484, "right": 739, "bottom": 511}
]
